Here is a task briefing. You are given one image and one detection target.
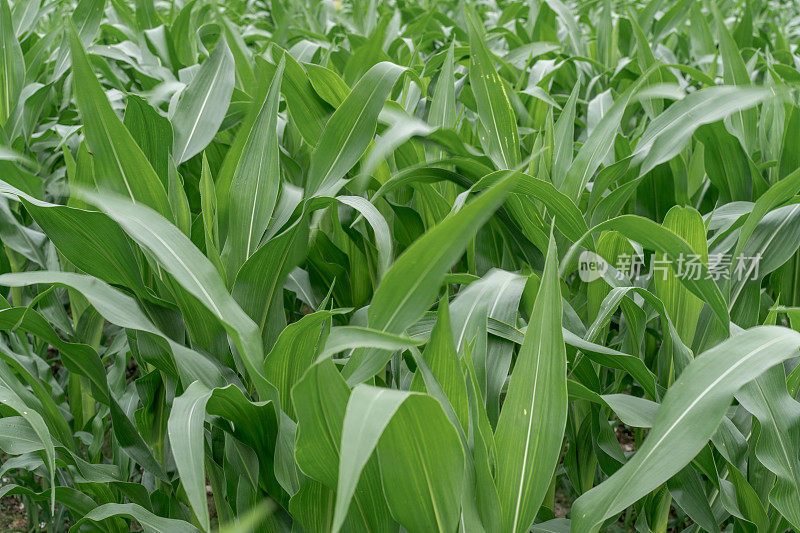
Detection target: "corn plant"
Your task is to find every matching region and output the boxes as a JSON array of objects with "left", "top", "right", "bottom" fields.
[{"left": 2, "top": 0, "right": 800, "bottom": 531}]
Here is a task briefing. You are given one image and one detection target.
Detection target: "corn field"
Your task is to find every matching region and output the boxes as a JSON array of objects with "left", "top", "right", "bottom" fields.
[{"left": 1, "top": 0, "right": 800, "bottom": 531}]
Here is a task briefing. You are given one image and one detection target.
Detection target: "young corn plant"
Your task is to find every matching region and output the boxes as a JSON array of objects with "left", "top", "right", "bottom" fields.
[{"left": 1, "top": 0, "right": 800, "bottom": 531}]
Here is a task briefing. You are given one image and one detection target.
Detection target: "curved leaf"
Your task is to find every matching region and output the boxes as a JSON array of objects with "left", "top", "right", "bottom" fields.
[
  {"left": 571, "top": 326, "right": 800, "bottom": 532},
  {"left": 172, "top": 37, "right": 235, "bottom": 163}
]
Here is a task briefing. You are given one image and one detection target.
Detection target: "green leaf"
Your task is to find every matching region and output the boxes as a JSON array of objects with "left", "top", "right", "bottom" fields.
[
  {"left": 697, "top": 122, "right": 754, "bottom": 202},
  {"left": 472, "top": 170, "right": 589, "bottom": 243},
  {"left": 730, "top": 204, "right": 800, "bottom": 310},
  {"left": 632, "top": 86, "right": 776, "bottom": 176},
  {"left": 74, "top": 503, "right": 201, "bottom": 533},
  {"left": 410, "top": 294, "right": 469, "bottom": 431},
  {"left": 561, "top": 76, "right": 648, "bottom": 200},
  {"left": 169, "top": 381, "right": 280, "bottom": 531},
  {"left": 652, "top": 205, "right": 708, "bottom": 347},
  {"left": 343, "top": 172, "right": 518, "bottom": 383},
  {"left": 0, "top": 485, "right": 98, "bottom": 523},
  {"left": 172, "top": 36, "right": 235, "bottom": 163},
  {"left": 565, "top": 214, "right": 730, "bottom": 328},
  {"left": 710, "top": 0, "right": 758, "bottom": 152},
  {"left": 429, "top": 40, "right": 456, "bottom": 130},
  {"left": 305, "top": 63, "right": 350, "bottom": 108},
  {"left": 732, "top": 167, "right": 800, "bottom": 277},
  {"left": 376, "top": 391, "right": 465, "bottom": 532},
  {"left": 571, "top": 326, "right": 800, "bottom": 532},
  {"left": 0, "top": 271, "right": 226, "bottom": 390},
  {"left": 0, "top": 385, "right": 56, "bottom": 512},
  {"left": 67, "top": 22, "right": 171, "bottom": 217},
  {"left": 0, "top": 178, "right": 149, "bottom": 297},
  {"left": 551, "top": 83, "right": 579, "bottom": 189},
  {"left": 467, "top": 14, "right": 520, "bottom": 170},
  {"left": 292, "top": 358, "right": 394, "bottom": 531},
  {"left": 306, "top": 62, "right": 405, "bottom": 196},
  {"left": 494, "top": 233, "right": 567, "bottom": 532},
  {"left": 293, "top": 358, "right": 349, "bottom": 489},
  {"left": 542, "top": 0, "right": 587, "bottom": 56},
  {"left": 736, "top": 366, "right": 800, "bottom": 530},
  {"left": 77, "top": 189, "right": 273, "bottom": 400},
  {"left": 264, "top": 310, "right": 332, "bottom": 419},
  {"left": 199, "top": 154, "right": 224, "bottom": 277},
  {"left": 333, "top": 385, "right": 464, "bottom": 533},
  {"left": 600, "top": 394, "right": 659, "bottom": 428},
  {"left": 231, "top": 217, "right": 309, "bottom": 345},
  {"left": 52, "top": 0, "right": 104, "bottom": 80},
  {"left": 220, "top": 16, "right": 255, "bottom": 95},
  {"left": 280, "top": 53, "right": 333, "bottom": 146},
  {"left": 321, "top": 326, "right": 423, "bottom": 359},
  {"left": 0, "top": 305, "right": 171, "bottom": 481},
  {"left": 167, "top": 160, "right": 192, "bottom": 237},
  {"left": 123, "top": 95, "right": 173, "bottom": 187},
  {"left": 0, "top": 417, "right": 47, "bottom": 453},
  {"left": 0, "top": 0, "right": 24, "bottom": 126},
  {"left": 222, "top": 58, "right": 284, "bottom": 277},
  {"left": 167, "top": 381, "right": 212, "bottom": 531}
]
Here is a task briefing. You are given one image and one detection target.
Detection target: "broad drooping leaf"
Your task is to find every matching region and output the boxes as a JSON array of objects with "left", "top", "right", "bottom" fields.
[
  {"left": 571, "top": 327, "right": 800, "bottom": 532},
  {"left": 76, "top": 190, "right": 273, "bottom": 399},
  {"left": 0, "top": 385, "right": 56, "bottom": 512},
  {"left": 566, "top": 214, "right": 730, "bottom": 327},
  {"left": 632, "top": 86, "right": 776, "bottom": 175},
  {"left": 292, "top": 359, "right": 394, "bottom": 531},
  {"left": 333, "top": 385, "right": 464, "bottom": 532},
  {"left": 0, "top": 179, "right": 149, "bottom": 296},
  {"left": 169, "top": 381, "right": 278, "bottom": 531}
]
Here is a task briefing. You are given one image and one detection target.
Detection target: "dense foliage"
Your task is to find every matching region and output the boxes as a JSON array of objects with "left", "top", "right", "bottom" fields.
[{"left": 2, "top": 0, "right": 800, "bottom": 531}]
